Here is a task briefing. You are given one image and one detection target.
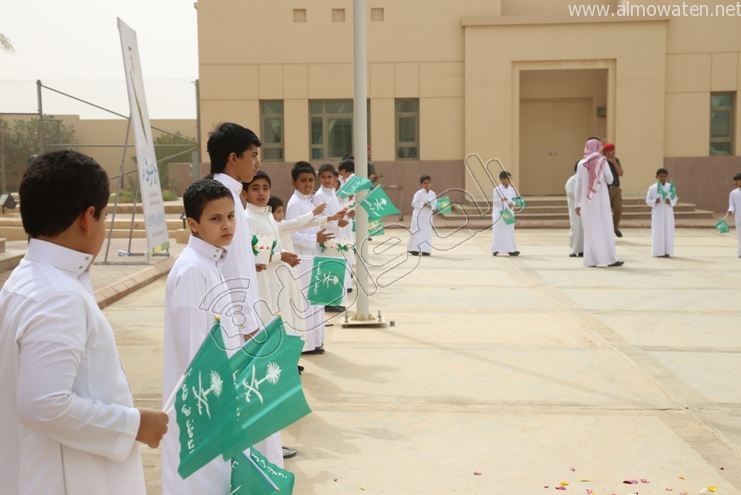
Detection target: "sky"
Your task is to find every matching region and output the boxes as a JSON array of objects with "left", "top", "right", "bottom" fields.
[{"left": 0, "top": 0, "right": 198, "bottom": 120}]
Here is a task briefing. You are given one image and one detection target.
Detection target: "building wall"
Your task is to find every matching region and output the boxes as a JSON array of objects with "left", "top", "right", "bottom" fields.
[{"left": 196, "top": 0, "right": 741, "bottom": 211}]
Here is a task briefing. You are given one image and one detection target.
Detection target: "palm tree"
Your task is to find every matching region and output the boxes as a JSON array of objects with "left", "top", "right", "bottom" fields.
[{"left": 0, "top": 33, "right": 14, "bottom": 52}]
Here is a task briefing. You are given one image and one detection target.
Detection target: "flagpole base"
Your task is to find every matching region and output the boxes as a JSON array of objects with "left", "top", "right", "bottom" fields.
[{"left": 340, "top": 309, "right": 390, "bottom": 328}]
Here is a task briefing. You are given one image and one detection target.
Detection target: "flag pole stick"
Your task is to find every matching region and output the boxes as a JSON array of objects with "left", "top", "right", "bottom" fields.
[
  {"left": 162, "top": 373, "right": 186, "bottom": 415},
  {"left": 247, "top": 452, "right": 281, "bottom": 492}
]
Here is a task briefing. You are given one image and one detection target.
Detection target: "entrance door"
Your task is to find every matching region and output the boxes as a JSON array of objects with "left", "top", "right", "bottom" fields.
[{"left": 520, "top": 99, "right": 592, "bottom": 195}]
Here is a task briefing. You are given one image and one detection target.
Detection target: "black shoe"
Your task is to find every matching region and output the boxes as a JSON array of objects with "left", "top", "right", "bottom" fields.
[
  {"left": 408, "top": 251, "right": 420, "bottom": 256},
  {"left": 569, "top": 253, "right": 577, "bottom": 258},
  {"left": 421, "top": 252, "right": 431, "bottom": 256},
  {"left": 509, "top": 251, "right": 520, "bottom": 256},
  {"left": 347, "top": 288, "right": 353, "bottom": 293},
  {"left": 282, "top": 447, "right": 297, "bottom": 459},
  {"left": 607, "top": 260, "right": 624, "bottom": 267},
  {"left": 577, "top": 252, "right": 584, "bottom": 257},
  {"left": 324, "top": 305, "right": 346, "bottom": 313},
  {"left": 297, "top": 365, "right": 304, "bottom": 375},
  {"left": 302, "top": 347, "right": 326, "bottom": 355},
  {"left": 614, "top": 229, "right": 623, "bottom": 238},
  {"left": 492, "top": 251, "right": 499, "bottom": 256}
]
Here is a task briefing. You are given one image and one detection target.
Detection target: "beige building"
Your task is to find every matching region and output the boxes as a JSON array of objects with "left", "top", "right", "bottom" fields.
[{"left": 196, "top": 0, "right": 741, "bottom": 212}]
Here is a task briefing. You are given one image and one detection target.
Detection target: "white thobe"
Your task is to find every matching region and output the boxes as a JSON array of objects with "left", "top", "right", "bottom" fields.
[
  {"left": 407, "top": 188, "right": 437, "bottom": 254},
  {"left": 212, "top": 173, "right": 282, "bottom": 466},
  {"left": 0, "top": 239, "right": 144, "bottom": 495},
  {"left": 645, "top": 182, "right": 678, "bottom": 257},
  {"left": 729, "top": 187, "right": 741, "bottom": 256},
  {"left": 575, "top": 160, "right": 617, "bottom": 267},
  {"left": 245, "top": 202, "right": 284, "bottom": 324},
  {"left": 313, "top": 186, "right": 351, "bottom": 303},
  {"left": 286, "top": 190, "right": 326, "bottom": 351},
  {"left": 565, "top": 174, "right": 584, "bottom": 255},
  {"left": 162, "top": 236, "right": 240, "bottom": 494},
  {"left": 276, "top": 212, "right": 327, "bottom": 348},
  {"left": 491, "top": 185, "right": 518, "bottom": 253}
]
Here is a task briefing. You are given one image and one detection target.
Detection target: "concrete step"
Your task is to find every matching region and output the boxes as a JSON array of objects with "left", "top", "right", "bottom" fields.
[{"left": 0, "top": 250, "right": 24, "bottom": 272}]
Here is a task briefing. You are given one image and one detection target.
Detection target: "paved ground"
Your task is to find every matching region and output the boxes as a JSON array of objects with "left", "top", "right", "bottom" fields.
[{"left": 94, "top": 227, "right": 741, "bottom": 495}]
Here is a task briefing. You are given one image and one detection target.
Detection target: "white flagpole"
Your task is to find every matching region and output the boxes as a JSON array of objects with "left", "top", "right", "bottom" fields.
[
  {"left": 246, "top": 452, "right": 281, "bottom": 491},
  {"left": 352, "top": 0, "right": 371, "bottom": 320},
  {"left": 162, "top": 373, "right": 185, "bottom": 415}
]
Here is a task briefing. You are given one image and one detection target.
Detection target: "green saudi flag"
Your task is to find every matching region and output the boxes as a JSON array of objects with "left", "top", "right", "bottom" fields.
[
  {"left": 436, "top": 196, "right": 453, "bottom": 215},
  {"left": 222, "top": 317, "right": 311, "bottom": 460},
  {"left": 657, "top": 181, "right": 677, "bottom": 200},
  {"left": 337, "top": 175, "right": 372, "bottom": 198},
  {"left": 352, "top": 218, "right": 385, "bottom": 236},
  {"left": 230, "top": 449, "right": 295, "bottom": 494},
  {"left": 176, "top": 317, "right": 244, "bottom": 479},
  {"left": 499, "top": 208, "right": 515, "bottom": 225},
  {"left": 715, "top": 218, "right": 730, "bottom": 234},
  {"left": 307, "top": 256, "right": 346, "bottom": 306},
  {"left": 512, "top": 196, "right": 527, "bottom": 209},
  {"left": 359, "top": 186, "right": 401, "bottom": 220}
]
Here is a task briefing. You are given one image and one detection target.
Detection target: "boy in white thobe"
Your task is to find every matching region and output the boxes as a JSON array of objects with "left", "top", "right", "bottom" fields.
[
  {"left": 575, "top": 138, "right": 623, "bottom": 268},
  {"left": 723, "top": 173, "right": 741, "bottom": 257},
  {"left": 286, "top": 161, "right": 336, "bottom": 353},
  {"left": 268, "top": 195, "right": 332, "bottom": 349},
  {"left": 645, "top": 168, "right": 678, "bottom": 257},
  {"left": 0, "top": 151, "right": 168, "bottom": 495},
  {"left": 491, "top": 171, "right": 520, "bottom": 256},
  {"left": 207, "top": 122, "right": 283, "bottom": 466},
  {"left": 407, "top": 174, "right": 437, "bottom": 256},
  {"left": 162, "top": 179, "right": 246, "bottom": 494},
  {"left": 313, "top": 163, "right": 351, "bottom": 310},
  {"left": 565, "top": 164, "right": 584, "bottom": 257}
]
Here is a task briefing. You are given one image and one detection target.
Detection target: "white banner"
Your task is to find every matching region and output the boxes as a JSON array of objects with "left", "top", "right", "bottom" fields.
[{"left": 117, "top": 18, "right": 169, "bottom": 255}]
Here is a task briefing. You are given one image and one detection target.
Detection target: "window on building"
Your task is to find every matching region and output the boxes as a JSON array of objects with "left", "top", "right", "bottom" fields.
[
  {"left": 293, "top": 8, "right": 307, "bottom": 23},
  {"left": 710, "top": 92, "right": 735, "bottom": 156},
  {"left": 371, "top": 7, "right": 384, "bottom": 21},
  {"left": 260, "top": 100, "right": 284, "bottom": 161},
  {"left": 332, "top": 8, "right": 345, "bottom": 22},
  {"left": 395, "top": 99, "right": 419, "bottom": 159},
  {"left": 310, "top": 100, "right": 354, "bottom": 160}
]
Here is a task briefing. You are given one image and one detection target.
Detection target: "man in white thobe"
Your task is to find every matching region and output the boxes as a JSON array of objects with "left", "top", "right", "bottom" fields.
[
  {"left": 725, "top": 173, "right": 741, "bottom": 257},
  {"left": 645, "top": 168, "right": 678, "bottom": 257},
  {"left": 575, "top": 138, "right": 623, "bottom": 267},
  {"left": 565, "top": 165, "right": 584, "bottom": 257}
]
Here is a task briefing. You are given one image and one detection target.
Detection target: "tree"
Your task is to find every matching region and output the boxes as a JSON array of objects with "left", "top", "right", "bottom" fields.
[
  {"left": 0, "top": 116, "right": 77, "bottom": 192},
  {"left": 0, "top": 33, "right": 13, "bottom": 52},
  {"left": 153, "top": 131, "right": 196, "bottom": 196}
]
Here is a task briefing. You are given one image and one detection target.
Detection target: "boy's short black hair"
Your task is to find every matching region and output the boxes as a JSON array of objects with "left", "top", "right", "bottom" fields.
[
  {"left": 419, "top": 174, "right": 431, "bottom": 183},
  {"left": 292, "top": 161, "right": 316, "bottom": 181},
  {"left": 656, "top": 168, "right": 669, "bottom": 176},
  {"left": 245, "top": 170, "right": 272, "bottom": 188},
  {"left": 207, "top": 122, "right": 261, "bottom": 175},
  {"left": 20, "top": 150, "right": 109, "bottom": 237},
  {"left": 183, "top": 179, "right": 234, "bottom": 223},
  {"left": 318, "top": 163, "right": 335, "bottom": 176},
  {"left": 499, "top": 170, "right": 512, "bottom": 180},
  {"left": 338, "top": 159, "right": 355, "bottom": 174},
  {"left": 734, "top": 173, "right": 741, "bottom": 181},
  {"left": 268, "top": 195, "right": 284, "bottom": 212}
]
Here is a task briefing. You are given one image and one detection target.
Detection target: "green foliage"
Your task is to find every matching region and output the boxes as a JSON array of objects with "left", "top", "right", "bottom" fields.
[
  {"left": 153, "top": 131, "right": 196, "bottom": 189},
  {"left": 0, "top": 116, "right": 77, "bottom": 192}
]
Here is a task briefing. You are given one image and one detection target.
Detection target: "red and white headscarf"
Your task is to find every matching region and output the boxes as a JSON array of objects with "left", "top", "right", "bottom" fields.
[{"left": 581, "top": 138, "right": 606, "bottom": 200}]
